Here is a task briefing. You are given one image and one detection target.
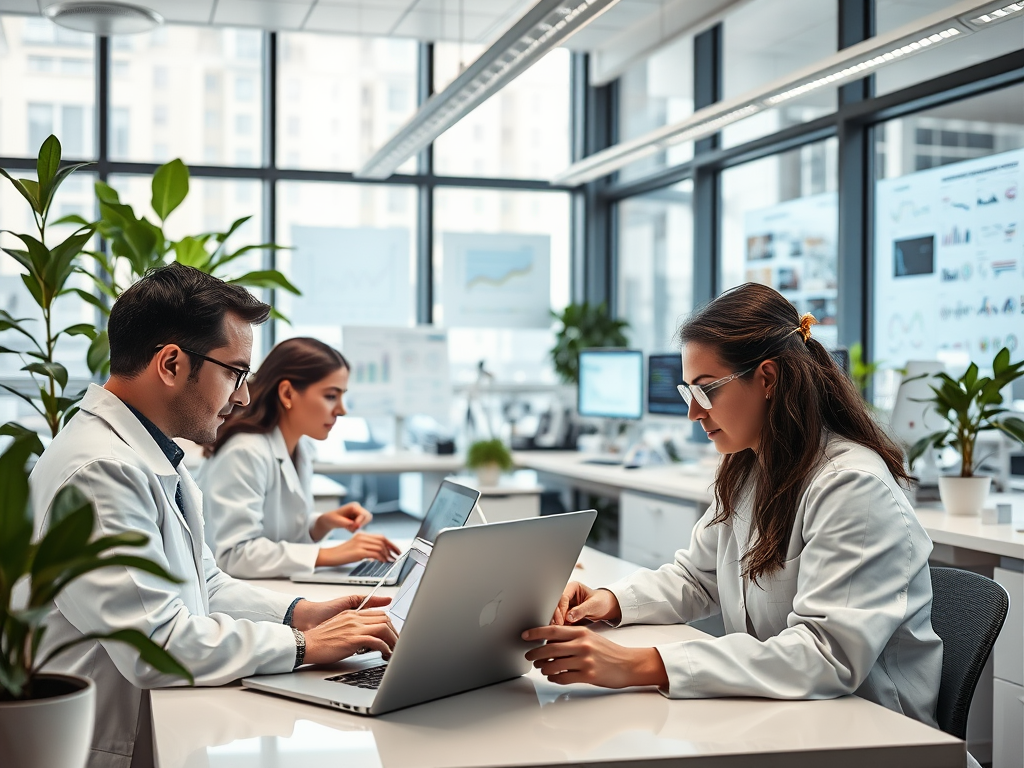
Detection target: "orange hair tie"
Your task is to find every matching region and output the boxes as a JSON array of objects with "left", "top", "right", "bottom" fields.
[{"left": 797, "top": 313, "right": 818, "bottom": 343}]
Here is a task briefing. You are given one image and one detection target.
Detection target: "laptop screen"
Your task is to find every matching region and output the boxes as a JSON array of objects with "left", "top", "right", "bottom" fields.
[
  {"left": 386, "top": 545, "right": 429, "bottom": 633},
  {"left": 413, "top": 481, "right": 479, "bottom": 544}
]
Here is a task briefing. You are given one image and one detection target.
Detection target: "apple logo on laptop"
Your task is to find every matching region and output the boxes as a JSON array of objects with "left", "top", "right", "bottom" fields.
[{"left": 479, "top": 591, "right": 504, "bottom": 627}]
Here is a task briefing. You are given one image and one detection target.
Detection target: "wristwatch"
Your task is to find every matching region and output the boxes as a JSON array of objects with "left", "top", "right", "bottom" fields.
[{"left": 291, "top": 627, "right": 306, "bottom": 669}]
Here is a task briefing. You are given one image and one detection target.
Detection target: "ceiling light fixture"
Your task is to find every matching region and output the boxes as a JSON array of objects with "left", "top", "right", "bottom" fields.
[
  {"left": 44, "top": 2, "right": 163, "bottom": 35},
  {"left": 552, "top": 0, "right": 1021, "bottom": 187},
  {"left": 355, "top": 0, "right": 622, "bottom": 180}
]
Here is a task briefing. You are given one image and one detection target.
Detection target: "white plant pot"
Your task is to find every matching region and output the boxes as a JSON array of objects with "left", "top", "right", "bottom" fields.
[
  {"left": 0, "top": 674, "right": 95, "bottom": 768},
  {"left": 937, "top": 475, "right": 992, "bottom": 516},
  {"left": 475, "top": 465, "right": 501, "bottom": 487}
]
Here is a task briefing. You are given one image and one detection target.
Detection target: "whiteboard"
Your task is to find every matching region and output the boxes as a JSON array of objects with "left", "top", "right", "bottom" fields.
[
  {"left": 341, "top": 326, "right": 452, "bottom": 421},
  {"left": 874, "top": 148, "right": 1024, "bottom": 368},
  {"left": 440, "top": 232, "right": 551, "bottom": 328},
  {"left": 288, "top": 226, "right": 412, "bottom": 328}
]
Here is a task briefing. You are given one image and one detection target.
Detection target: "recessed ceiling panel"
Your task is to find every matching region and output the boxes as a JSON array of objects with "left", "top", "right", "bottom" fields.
[
  {"left": 213, "top": 0, "right": 312, "bottom": 29},
  {"left": 303, "top": 3, "right": 405, "bottom": 36}
]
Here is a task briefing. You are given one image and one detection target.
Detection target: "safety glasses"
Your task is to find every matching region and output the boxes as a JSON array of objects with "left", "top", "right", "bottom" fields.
[{"left": 676, "top": 366, "right": 755, "bottom": 410}]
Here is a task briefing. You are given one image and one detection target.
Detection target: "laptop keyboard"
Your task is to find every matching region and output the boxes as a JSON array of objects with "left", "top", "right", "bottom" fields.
[
  {"left": 349, "top": 559, "right": 392, "bottom": 578},
  {"left": 326, "top": 664, "right": 387, "bottom": 689}
]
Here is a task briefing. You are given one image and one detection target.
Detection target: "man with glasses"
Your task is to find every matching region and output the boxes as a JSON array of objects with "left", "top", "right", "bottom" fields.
[{"left": 30, "top": 263, "right": 397, "bottom": 768}]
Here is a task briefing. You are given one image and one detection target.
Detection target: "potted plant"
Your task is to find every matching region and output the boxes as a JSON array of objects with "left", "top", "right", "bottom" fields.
[
  {"left": 0, "top": 430, "right": 192, "bottom": 768},
  {"left": 466, "top": 438, "right": 514, "bottom": 487},
  {"left": 907, "top": 346, "right": 1024, "bottom": 515},
  {"left": 550, "top": 303, "right": 629, "bottom": 384}
]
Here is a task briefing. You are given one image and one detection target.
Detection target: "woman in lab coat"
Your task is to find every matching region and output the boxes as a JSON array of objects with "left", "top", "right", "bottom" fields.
[
  {"left": 523, "top": 283, "right": 943, "bottom": 727},
  {"left": 200, "top": 337, "right": 401, "bottom": 578}
]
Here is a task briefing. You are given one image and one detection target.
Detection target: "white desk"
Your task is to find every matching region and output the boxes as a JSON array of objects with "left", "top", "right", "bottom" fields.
[
  {"left": 151, "top": 548, "right": 962, "bottom": 768},
  {"left": 514, "top": 450, "right": 1024, "bottom": 768}
]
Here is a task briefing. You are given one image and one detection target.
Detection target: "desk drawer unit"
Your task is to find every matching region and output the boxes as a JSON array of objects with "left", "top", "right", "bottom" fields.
[
  {"left": 620, "top": 491, "right": 702, "bottom": 570},
  {"left": 993, "top": 567, "right": 1023, "bottom": 686},
  {"left": 993, "top": 679, "right": 1024, "bottom": 768}
]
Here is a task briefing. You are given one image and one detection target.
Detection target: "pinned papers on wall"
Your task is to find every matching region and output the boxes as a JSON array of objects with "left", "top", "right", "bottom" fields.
[
  {"left": 440, "top": 232, "right": 551, "bottom": 329},
  {"left": 341, "top": 326, "right": 451, "bottom": 421},
  {"left": 288, "top": 226, "right": 412, "bottom": 328}
]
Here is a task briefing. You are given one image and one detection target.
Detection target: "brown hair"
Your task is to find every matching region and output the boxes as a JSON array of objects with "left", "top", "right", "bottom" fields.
[
  {"left": 210, "top": 337, "right": 348, "bottom": 453},
  {"left": 677, "top": 283, "right": 909, "bottom": 583}
]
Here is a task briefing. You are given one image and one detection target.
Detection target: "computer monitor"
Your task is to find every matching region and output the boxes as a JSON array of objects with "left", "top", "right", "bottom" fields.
[
  {"left": 577, "top": 349, "right": 643, "bottom": 420},
  {"left": 647, "top": 353, "right": 688, "bottom": 417}
]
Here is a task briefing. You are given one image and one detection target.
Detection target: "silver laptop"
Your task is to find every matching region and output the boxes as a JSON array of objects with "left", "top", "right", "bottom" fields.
[
  {"left": 243, "top": 509, "right": 597, "bottom": 716},
  {"left": 291, "top": 479, "right": 481, "bottom": 586}
]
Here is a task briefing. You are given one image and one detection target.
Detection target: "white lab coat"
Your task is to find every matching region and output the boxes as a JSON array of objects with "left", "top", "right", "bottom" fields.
[
  {"left": 30, "top": 385, "right": 298, "bottom": 768},
  {"left": 198, "top": 428, "right": 323, "bottom": 578},
  {"left": 604, "top": 436, "right": 942, "bottom": 727}
]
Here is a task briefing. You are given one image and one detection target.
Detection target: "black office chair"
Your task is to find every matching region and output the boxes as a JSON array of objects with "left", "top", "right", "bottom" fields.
[{"left": 929, "top": 566, "right": 1009, "bottom": 739}]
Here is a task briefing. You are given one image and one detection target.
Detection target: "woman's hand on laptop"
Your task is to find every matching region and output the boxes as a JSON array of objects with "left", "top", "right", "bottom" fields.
[
  {"left": 521, "top": 626, "right": 668, "bottom": 690},
  {"left": 303, "top": 607, "right": 399, "bottom": 665},
  {"left": 311, "top": 502, "right": 374, "bottom": 540},
  {"left": 551, "top": 582, "right": 622, "bottom": 625},
  {"left": 315, "top": 533, "right": 402, "bottom": 568}
]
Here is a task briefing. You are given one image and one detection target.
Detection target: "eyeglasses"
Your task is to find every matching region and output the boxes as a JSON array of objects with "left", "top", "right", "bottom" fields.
[
  {"left": 154, "top": 344, "right": 251, "bottom": 391},
  {"left": 677, "top": 366, "right": 755, "bottom": 410}
]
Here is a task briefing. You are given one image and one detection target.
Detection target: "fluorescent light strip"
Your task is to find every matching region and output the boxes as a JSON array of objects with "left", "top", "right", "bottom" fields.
[
  {"left": 972, "top": 2, "right": 1024, "bottom": 22},
  {"left": 552, "top": 0, "right": 1018, "bottom": 186},
  {"left": 356, "top": 0, "right": 621, "bottom": 179}
]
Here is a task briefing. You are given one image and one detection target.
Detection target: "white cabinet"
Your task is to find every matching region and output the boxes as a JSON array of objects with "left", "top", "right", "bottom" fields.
[
  {"left": 993, "top": 679, "right": 1024, "bottom": 768},
  {"left": 620, "top": 491, "right": 704, "bottom": 570},
  {"left": 993, "top": 567, "right": 1024, "bottom": 768}
]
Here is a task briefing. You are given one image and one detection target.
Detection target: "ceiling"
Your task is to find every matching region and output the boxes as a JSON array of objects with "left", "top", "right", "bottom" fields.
[{"left": 0, "top": 0, "right": 747, "bottom": 84}]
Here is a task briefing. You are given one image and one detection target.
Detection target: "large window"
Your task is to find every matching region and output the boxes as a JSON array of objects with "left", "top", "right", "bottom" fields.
[
  {"left": 720, "top": 139, "right": 839, "bottom": 348},
  {"left": 277, "top": 34, "right": 418, "bottom": 173},
  {"left": 432, "top": 45, "right": 571, "bottom": 180},
  {"left": 433, "top": 188, "right": 571, "bottom": 383},
  {"left": 616, "top": 180, "right": 694, "bottom": 352},
  {"left": 872, "top": 83, "right": 1024, "bottom": 373},
  {"left": 617, "top": 35, "right": 694, "bottom": 183},
  {"left": 275, "top": 181, "right": 418, "bottom": 343},
  {"left": 0, "top": 16, "right": 95, "bottom": 158},
  {"left": 721, "top": 0, "right": 837, "bottom": 148},
  {"left": 109, "top": 26, "right": 264, "bottom": 166}
]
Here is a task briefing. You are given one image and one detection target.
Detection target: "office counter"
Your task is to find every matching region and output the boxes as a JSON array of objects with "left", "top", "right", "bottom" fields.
[{"left": 151, "top": 547, "right": 963, "bottom": 768}]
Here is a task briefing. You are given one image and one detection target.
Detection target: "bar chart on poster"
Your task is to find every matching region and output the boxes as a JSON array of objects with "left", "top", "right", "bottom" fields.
[{"left": 874, "top": 148, "right": 1023, "bottom": 368}]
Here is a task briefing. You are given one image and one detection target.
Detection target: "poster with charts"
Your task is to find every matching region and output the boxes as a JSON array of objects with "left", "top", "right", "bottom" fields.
[
  {"left": 873, "top": 148, "right": 1024, "bottom": 369},
  {"left": 340, "top": 326, "right": 451, "bottom": 421},
  {"left": 289, "top": 226, "right": 412, "bottom": 327},
  {"left": 743, "top": 193, "right": 839, "bottom": 349},
  {"left": 440, "top": 232, "right": 551, "bottom": 328}
]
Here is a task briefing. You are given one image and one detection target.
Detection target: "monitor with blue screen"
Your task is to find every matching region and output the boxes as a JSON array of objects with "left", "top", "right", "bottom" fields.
[
  {"left": 577, "top": 349, "right": 643, "bottom": 420},
  {"left": 647, "top": 353, "right": 688, "bottom": 417}
]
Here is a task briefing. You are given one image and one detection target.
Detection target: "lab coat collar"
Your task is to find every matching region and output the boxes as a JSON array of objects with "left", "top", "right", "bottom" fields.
[
  {"left": 79, "top": 385, "right": 179, "bottom": 478},
  {"left": 269, "top": 426, "right": 306, "bottom": 497}
]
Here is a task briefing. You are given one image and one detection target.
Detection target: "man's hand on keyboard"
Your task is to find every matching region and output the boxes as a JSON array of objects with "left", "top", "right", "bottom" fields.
[
  {"left": 304, "top": 603, "right": 398, "bottom": 665},
  {"left": 315, "top": 532, "right": 402, "bottom": 568},
  {"left": 290, "top": 594, "right": 392, "bottom": 632}
]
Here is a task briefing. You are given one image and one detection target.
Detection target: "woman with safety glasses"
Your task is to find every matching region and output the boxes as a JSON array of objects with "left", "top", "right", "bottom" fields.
[
  {"left": 199, "top": 337, "right": 400, "bottom": 578},
  {"left": 523, "top": 282, "right": 942, "bottom": 727}
]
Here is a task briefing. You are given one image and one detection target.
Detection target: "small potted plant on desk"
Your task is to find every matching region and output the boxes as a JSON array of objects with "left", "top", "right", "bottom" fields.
[
  {"left": 907, "top": 346, "right": 1024, "bottom": 515},
  {"left": 0, "top": 431, "right": 192, "bottom": 768},
  {"left": 466, "top": 438, "right": 514, "bottom": 488}
]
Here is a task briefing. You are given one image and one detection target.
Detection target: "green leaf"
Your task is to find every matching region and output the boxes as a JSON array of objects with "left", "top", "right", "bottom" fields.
[
  {"left": 21, "top": 361, "right": 68, "bottom": 390},
  {"left": 907, "top": 431, "right": 947, "bottom": 469},
  {"left": 227, "top": 269, "right": 301, "bottom": 294},
  {"left": 87, "top": 331, "right": 110, "bottom": 376},
  {"left": 36, "top": 629, "right": 193, "bottom": 685},
  {"left": 52, "top": 213, "right": 93, "bottom": 227},
  {"left": 95, "top": 180, "right": 121, "bottom": 204},
  {"left": 0, "top": 384, "right": 44, "bottom": 417},
  {"left": 33, "top": 553, "right": 184, "bottom": 606},
  {"left": 33, "top": 488, "right": 94, "bottom": 578},
  {"left": 993, "top": 347, "right": 1010, "bottom": 375},
  {"left": 0, "top": 422, "right": 44, "bottom": 454},
  {"left": 0, "top": 434, "right": 38, "bottom": 591},
  {"left": 59, "top": 323, "right": 99, "bottom": 340},
  {"left": 994, "top": 416, "right": 1024, "bottom": 446},
  {"left": 20, "top": 273, "right": 44, "bottom": 310},
  {"left": 36, "top": 134, "right": 62, "bottom": 192},
  {"left": 172, "top": 236, "right": 211, "bottom": 269},
  {"left": 69, "top": 287, "right": 110, "bottom": 314},
  {"left": 207, "top": 243, "right": 289, "bottom": 274},
  {"left": 41, "top": 162, "right": 93, "bottom": 216},
  {"left": 0, "top": 168, "right": 41, "bottom": 212},
  {"left": 1, "top": 246, "right": 35, "bottom": 273},
  {"left": 151, "top": 159, "right": 189, "bottom": 221}
]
